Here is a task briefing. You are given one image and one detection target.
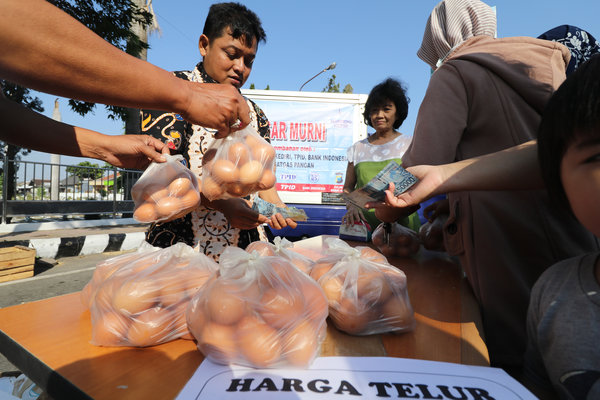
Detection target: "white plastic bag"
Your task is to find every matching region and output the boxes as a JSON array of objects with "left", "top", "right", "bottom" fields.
[{"left": 245, "top": 237, "right": 315, "bottom": 275}]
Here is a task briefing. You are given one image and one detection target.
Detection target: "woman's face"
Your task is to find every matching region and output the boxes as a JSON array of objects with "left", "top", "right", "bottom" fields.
[
  {"left": 369, "top": 100, "right": 397, "bottom": 132},
  {"left": 199, "top": 28, "right": 257, "bottom": 89},
  {"left": 560, "top": 132, "right": 600, "bottom": 237}
]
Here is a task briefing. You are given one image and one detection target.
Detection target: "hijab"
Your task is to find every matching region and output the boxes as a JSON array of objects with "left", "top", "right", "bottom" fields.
[
  {"left": 538, "top": 25, "right": 600, "bottom": 75},
  {"left": 417, "top": 0, "right": 497, "bottom": 70}
]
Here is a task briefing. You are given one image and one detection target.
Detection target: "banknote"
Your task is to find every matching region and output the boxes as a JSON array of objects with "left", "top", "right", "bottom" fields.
[
  {"left": 252, "top": 197, "right": 309, "bottom": 221},
  {"left": 343, "top": 161, "right": 418, "bottom": 209}
]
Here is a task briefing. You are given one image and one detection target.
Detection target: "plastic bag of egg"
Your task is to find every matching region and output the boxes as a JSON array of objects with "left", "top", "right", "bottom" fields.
[
  {"left": 372, "top": 222, "right": 421, "bottom": 258},
  {"left": 131, "top": 154, "right": 201, "bottom": 223},
  {"left": 245, "top": 237, "right": 315, "bottom": 275},
  {"left": 309, "top": 237, "right": 416, "bottom": 335},
  {"left": 83, "top": 243, "right": 218, "bottom": 347},
  {"left": 201, "top": 125, "right": 276, "bottom": 201},
  {"left": 186, "top": 246, "right": 328, "bottom": 368}
]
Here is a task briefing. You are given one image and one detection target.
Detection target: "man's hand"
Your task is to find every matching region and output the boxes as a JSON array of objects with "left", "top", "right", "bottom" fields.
[
  {"left": 265, "top": 212, "right": 298, "bottom": 230},
  {"left": 96, "top": 134, "right": 170, "bottom": 170},
  {"left": 341, "top": 204, "right": 366, "bottom": 226},
  {"left": 181, "top": 82, "right": 251, "bottom": 138},
  {"left": 212, "top": 197, "right": 269, "bottom": 230}
]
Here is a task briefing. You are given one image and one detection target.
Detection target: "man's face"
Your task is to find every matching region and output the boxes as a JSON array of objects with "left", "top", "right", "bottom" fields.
[
  {"left": 199, "top": 28, "right": 257, "bottom": 89},
  {"left": 560, "top": 132, "right": 600, "bottom": 237}
]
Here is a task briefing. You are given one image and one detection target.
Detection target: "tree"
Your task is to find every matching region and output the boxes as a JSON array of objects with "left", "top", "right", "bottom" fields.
[
  {"left": 66, "top": 161, "right": 104, "bottom": 180},
  {"left": 322, "top": 75, "right": 354, "bottom": 94}
]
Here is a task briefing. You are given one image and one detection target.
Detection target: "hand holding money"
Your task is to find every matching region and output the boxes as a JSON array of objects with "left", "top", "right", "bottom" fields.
[{"left": 252, "top": 196, "right": 308, "bottom": 222}]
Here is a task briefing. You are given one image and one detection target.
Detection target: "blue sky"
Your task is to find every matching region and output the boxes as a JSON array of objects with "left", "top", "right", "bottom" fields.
[{"left": 26, "top": 0, "right": 600, "bottom": 166}]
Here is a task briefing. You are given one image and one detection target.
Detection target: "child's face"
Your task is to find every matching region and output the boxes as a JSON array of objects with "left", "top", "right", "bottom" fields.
[
  {"left": 199, "top": 27, "right": 257, "bottom": 89},
  {"left": 560, "top": 132, "right": 600, "bottom": 237}
]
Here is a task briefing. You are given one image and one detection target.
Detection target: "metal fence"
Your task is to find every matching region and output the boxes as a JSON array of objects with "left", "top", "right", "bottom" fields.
[{"left": 1, "top": 156, "right": 143, "bottom": 224}]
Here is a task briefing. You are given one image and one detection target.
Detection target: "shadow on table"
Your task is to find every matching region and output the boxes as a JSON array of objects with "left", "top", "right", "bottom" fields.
[{"left": 46, "top": 346, "right": 202, "bottom": 400}]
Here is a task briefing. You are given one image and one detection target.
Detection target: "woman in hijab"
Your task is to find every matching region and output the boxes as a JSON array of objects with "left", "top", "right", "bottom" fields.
[
  {"left": 374, "top": 0, "right": 600, "bottom": 378},
  {"left": 538, "top": 24, "right": 600, "bottom": 75}
]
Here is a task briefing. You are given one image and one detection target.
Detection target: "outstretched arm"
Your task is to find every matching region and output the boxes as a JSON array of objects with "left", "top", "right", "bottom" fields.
[{"left": 0, "top": 0, "right": 250, "bottom": 136}]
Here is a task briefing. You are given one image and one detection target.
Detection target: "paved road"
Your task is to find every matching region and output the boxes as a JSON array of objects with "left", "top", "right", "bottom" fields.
[{"left": 0, "top": 250, "right": 134, "bottom": 374}]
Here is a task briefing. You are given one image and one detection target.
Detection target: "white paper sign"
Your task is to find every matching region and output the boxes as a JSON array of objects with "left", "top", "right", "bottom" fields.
[{"left": 176, "top": 356, "right": 536, "bottom": 399}]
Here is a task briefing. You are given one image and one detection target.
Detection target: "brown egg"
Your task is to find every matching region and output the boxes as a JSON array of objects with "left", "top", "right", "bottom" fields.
[
  {"left": 237, "top": 315, "right": 282, "bottom": 368},
  {"left": 211, "top": 159, "right": 240, "bottom": 183},
  {"left": 185, "top": 300, "right": 207, "bottom": 340},
  {"left": 133, "top": 202, "right": 158, "bottom": 222},
  {"left": 245, "top": 241, "right": 275, "bottom": 256},
  {"left": 112, "top": 279, "right": 160, "bottom": 315},
  {"left": 382, "top": 295, "right": 415, "bottom": 331},
  {"left": 179, "top": 189, "right": 200, "bottom": 210},
  {"left": 158, "top": 270, "right": 190, "bottom": 307},
  {"left": 238, "top": 160, "right": 263, "bottom": 185},
  {"left": 92, "top": 310, "right": 129, "bottom": 346},
  {"left": 244, "top": 133, "right": 262, "bottom": 149},
  {"left": 356, "top": 269, "right": 392, "bottom": 302},
  {"left": 320, "top": 275, "right": 344, "bottom": 304},
  {"left": 199, "top": 321, "right": 238, "bottom": 364},
  {"left": 359, "top": 247, "right": 388, "bottom": 264},
  {"left": 207, "top": 282, "right": 246, "bottom": 325},
  {"left": 259, "top": 287, "right": 305, "bottom": 329},
  {"left": 127, "top": 307, "right": 170, "bottom": 347},
  {"left": 289, "top": 256, "right": 314, "bottom": 275},
  {"left": 226, "top": 182, "right": 254, "bottom": 197},
  {"left": 310, "top": 261, "right": 335, "bottom": 282},
  {"left": 257, "top": 169, "right": 276, "bottom": 190},
  {"left": 299, "top": 281, "right": 329, "bottom": 323},
  {"left": 227, "top": 142, "right": 250, "bottom": 165},
  {"left": 201, "top": 176, "right": 225, "bottom": 199},
  {"left": 283, "top": 320, "right": 320, "bottom": 367},
  {"left": 155, "top": 196, "right": 183, "bottom": 219},
  {"left": 168, "top": 301, "right": 193, "bottom": 340},
  {"left": 142, "top": 184, "right": 169, "bottom": 202},
  {"left": 252, "top": 142, "right": 276, "bottom": 165},
  {"left": 332, "top": 298, "right": 376, "bottom": 335},
  {"left": 168, "top": 177, "right": 192, "bottom": 197}
]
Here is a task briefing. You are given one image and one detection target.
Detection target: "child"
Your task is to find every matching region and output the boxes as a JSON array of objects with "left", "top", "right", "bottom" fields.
[
  {"left": 140, "top": 2, "right": 296, "bottom": 261},
  {"left": 523, "top": 54, "right": 600, "bottom": 399}
]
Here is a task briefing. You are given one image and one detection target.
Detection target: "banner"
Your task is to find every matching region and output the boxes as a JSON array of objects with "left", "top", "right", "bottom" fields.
[{"left": 253, "top": 100, "right": 357, "bottom": 194}]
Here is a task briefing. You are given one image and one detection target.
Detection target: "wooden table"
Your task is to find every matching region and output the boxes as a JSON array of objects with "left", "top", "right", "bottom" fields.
[{"left": 0, "top": 235, "right": 488, "bottom": 400}]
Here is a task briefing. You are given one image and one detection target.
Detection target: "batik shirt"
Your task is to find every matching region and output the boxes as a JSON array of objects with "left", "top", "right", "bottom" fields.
[{"left": 140, "top": 62, "right": 270, "bottom": 261}]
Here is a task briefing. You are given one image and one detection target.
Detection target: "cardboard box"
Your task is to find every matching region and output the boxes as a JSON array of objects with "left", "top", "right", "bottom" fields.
[{"left": 0, "top": 245, "right": 36, "bottom": 283}]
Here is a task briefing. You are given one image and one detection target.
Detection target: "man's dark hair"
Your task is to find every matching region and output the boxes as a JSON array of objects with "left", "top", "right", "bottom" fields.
[
  {"left": 538, "top": 54, "right": 600, "bottom": 212},
  {"left": 203, "top": 2, "right": 266, "bottom": 46},
  {"left": 363, "top": 78, "right": 410, "bottom": 130}
]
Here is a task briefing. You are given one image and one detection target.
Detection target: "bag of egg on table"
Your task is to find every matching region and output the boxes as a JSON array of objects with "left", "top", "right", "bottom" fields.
[
  {"left": 372, "top": 222, "right": 421, "bottom": 258},
  {"left": 83, "top": 243, "right": 218, "bottom": 347},
  {"left": 245, "top": 237, "right": 315, "bottom": 275},
  {"left": 131, "top": 154, "right": 201, "bottom": 223},
  {"left": 310, "top": 237, "right": 416, "bottom": 336},
  {"left": 201, "top": 125, "right": 276, "bottom": 200},
  {"left": 186, "top": 246, "right": 329, "bottom": 368}
]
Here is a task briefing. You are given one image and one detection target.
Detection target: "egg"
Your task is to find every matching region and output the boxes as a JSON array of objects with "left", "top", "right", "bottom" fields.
[
  {"left": 299, "top": 281, "right": 329, "bottom": 323},
  {"left": 227, "top": 142, "right": 250, "bottom": 165},
  {"left": 238, "top": 160, "right": 263, "bottom": 185},
  {"left": 356, "top": 269, "right": 392, "bottom": 302},
  {"left": 92, "top": 310, "right": 129, "bottom": 346},
  {"left": 201, "top": 176, "right": 225, "bottom": 199},
  {"left": 179, "top": 188, "right": 200, "bottom": 210},
  {"left": 244, "top": 133, "right": 262, "bottom": 149},
  {"left": 210, "top": 159, "right": 240, "bottom": 183},
  {"left": 332, "top": 298, "right": 376, "bottom": 335},
  {"left": 259, "top": 287, "right": 305, "bottom": 329},
  {"left": 127, "top": 307, "right": 169, "bottom": 347},
  {"left": 168, "top": 301, "right": 193, "bottom": 339},
  {"left": 207, "top": 282, "right": 246, "bottom": 325},
  {"left": 252, "top": 142, "right": 276, "bottom": 165},
  {"left": 289, "top": 255, "right": 313, "bottom": 275},
  {"left": 382, "top": 295, "right": 415, "bottom": 330},
  {"left": 158, "top": 270, "right": 190, "bottom": 307},
  {"left": 359, "top": 247, "right": 388, "bottom": 264},
  {"left": 226, "top": 182, "right": 254, "bottom": 197},
  {"left": 257, "top": 169, "right": 276, "bottom": 190},
  {"left": 245, "top": 241, "right": 275, "bottom": 256},
  {"left": 199, "top": 321, "right": 238, "bottom": 364},
  {"left": 320, "top": 275, "right": 344, "bottom": 304},
  {"left": 185, "top": 300, "right": 207, "bottom": 340},
  {"left": 142, "top": 184, "right": 169, "bottom": 202},
  {"left": 133, "top": 202, "right": 158, "bottom": 222},
  {"left": 168, "top": 177, "right": 192, "bottom": 197},
  {"left": 112, "top": 279, "right": 160, "bottom": 315},
  {"left": 237, "top": 315, "right": 282, "bottom": 368},
  {"left": 310, "top": 261, "right": 334, "bottom": 282},
  {"left": 282, "top": 320, "right": 321, "bottom": 367},
  {"left": 155, "top": 196, "right": 183, "bottom": 219}
]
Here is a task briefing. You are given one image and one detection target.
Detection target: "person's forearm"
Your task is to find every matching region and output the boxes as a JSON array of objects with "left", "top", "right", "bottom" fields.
[
  {"left": 438, "top": 141, "right": 543, "bottom": 193},
  {"left": 0, "top": 0, "right": 188, "bottom": 115}
]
